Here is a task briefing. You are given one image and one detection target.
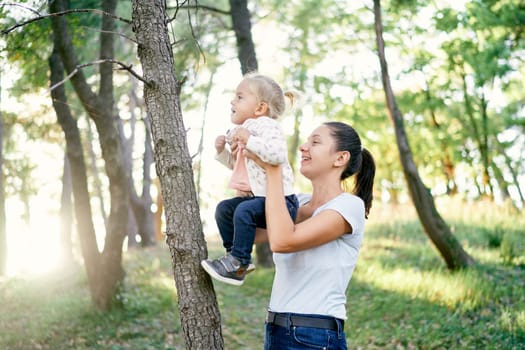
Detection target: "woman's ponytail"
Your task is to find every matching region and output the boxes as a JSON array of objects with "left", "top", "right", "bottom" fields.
[
  {"left": 353, "top": 148, "right": 375, "bottom": 218},
  {"left": 325, "top": 121, "right": 376, "bottom": 218}
]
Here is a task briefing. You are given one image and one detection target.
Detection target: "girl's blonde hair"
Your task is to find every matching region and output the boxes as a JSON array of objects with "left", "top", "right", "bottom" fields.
[{"left": 242, "top": 72, "right": 296, "bottom": 119}]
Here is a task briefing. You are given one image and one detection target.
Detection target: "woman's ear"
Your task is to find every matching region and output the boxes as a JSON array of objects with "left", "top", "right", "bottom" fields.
[
  {"left": 255, "top": 101, "right": 269, "bottom": 116},
  {"left": 334, "top": 151, "right": 350, "bottom": 168}
]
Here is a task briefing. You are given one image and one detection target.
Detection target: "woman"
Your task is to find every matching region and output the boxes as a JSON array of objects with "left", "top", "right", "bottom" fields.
[{"left": 244, "top": 121, "right": 375, "bottom": 349}]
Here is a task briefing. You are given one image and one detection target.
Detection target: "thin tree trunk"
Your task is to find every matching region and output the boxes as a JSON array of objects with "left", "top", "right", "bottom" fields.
[
  {"left": 422, "top": 82, "right": 458, "bottom": 195},
  {"left": 60, "top": 153, "right": 74, "bottom": 262},
  {"left": 460, "top": 73, "right": 493, "bottom": 198},
  {"left": 126, "top": 79, "right": 155, "bottom": 247},
  {"left": 49, "top": 45, "right": 100, "bottom": 299},
  {"left": 373, "top": 0, "right": 474, "bottom": 269},
  {"left": 85, "top": 117, "right": 108, "bottom": 229},
  {"left": 139, "top": 112, "right": 156, "bottom": 245},
  {"left": 132, "top": 1, "right": 223, "bottom": 348},
  {"left": 480, "top": 93, "right": 494, "bottom": 197},
  {"left": 499, "top": 143, "right": 524, "bottom": 206},
  {"left": 229, "top": 0, "right": 257, "bottom": 74}
]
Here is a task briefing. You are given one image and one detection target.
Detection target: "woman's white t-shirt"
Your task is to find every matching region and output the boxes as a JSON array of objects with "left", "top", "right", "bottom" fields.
[{"left": 268, "top": 192, "right": 365, "bottom": 320}]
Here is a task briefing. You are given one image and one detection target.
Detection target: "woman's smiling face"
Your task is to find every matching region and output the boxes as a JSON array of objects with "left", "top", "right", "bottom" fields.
[{"left": 299, "top": 125, "right": 337, "bottom": 179}]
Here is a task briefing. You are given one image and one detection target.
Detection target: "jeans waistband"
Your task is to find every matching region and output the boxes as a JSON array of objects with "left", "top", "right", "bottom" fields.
[{"left": 266, "top": 311, "right": 344, "bottom": 331}]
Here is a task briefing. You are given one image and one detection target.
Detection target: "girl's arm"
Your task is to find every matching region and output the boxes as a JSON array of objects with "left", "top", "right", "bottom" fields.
[
  {"left": 215, "top": 149, "right": 234, "bottom": 169},
  {"left": 262, "top": 163, "right": 351, "bottom": 253}
]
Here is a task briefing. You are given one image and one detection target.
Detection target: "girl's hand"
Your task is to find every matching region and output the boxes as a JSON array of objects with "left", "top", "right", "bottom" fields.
[{"left": 215, "top": 135, "right": 227, "bottom": 154}]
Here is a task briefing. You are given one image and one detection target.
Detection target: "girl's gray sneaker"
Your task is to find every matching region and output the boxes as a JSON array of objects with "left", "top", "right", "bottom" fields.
[{"left": 201, "top": 253, "right": 250, "bottom": 286}]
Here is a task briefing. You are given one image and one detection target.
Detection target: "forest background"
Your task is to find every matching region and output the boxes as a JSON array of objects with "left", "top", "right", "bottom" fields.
[{"left": 0, "top": 0, "right": 524, "bottom": 349}]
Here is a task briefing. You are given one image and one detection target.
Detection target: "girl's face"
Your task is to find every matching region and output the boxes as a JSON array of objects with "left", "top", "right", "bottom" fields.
[
  {"left": 230, "top": 80, "right": 259, "bottom": 125},
  {"left": 299, "top": 125, "right": 338, "bottom": 179}
]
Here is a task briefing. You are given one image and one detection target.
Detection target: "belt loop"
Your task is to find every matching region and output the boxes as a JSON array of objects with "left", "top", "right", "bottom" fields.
[
  {"left": 286, "top": 313, "right": 291, "bottom": 335},
  {"left": 336, "top": 318, "right": 343, "bottom": 339}
]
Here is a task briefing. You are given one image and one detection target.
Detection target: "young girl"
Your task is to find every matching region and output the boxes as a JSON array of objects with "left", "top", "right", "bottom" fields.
[{"left": 201, "top": 73, "right": 298, "bottom": 286}]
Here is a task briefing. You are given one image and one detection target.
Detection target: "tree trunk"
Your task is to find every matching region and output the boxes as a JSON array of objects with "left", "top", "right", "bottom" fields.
[
  {"left": 373, "top": 0, "right": 475, "bottom": 270},
  {"left": 498, "top": 140, "right": 524, "bottom": 206},
  {"left": 422, "top": 83, "right": 458, "bottom": 195},
  {"left": 460, "top": 73, "right": 493, "bottom": 199},
  {"left": 132, "top": 2, "right": 224, "bottom": 349},
  {"left": 48, "top": 45, "right": 100, "bottom": 300},
  {"left": 229, "top": 0, "right": 257, "bottom": 74},
  {"left": 85, "top": 117, "right": 108, "bottom": 229},
  {"left": 50, "top": 0, "right": 129, "bottom": 310},
  {"left": 128, "top": 79, "right": 156, "bottom": 247},
  {"left": 60, "top": 153, "right": 74, "bottom": 262}
]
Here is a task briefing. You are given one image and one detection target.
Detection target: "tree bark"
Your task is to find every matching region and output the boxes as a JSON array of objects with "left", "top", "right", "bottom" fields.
[
  {"left": 50, "top": 0, "right": 129, "bottom": 310},
  {"left": 373, "top": 0, "right": 475, "bottom": 270},
  {"left": 132, "top": 1, "right": 224, "bottom": 349}
]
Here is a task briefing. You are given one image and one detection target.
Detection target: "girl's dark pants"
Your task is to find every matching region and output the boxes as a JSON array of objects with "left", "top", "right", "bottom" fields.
[{"left": 215, "top": 194, "right": 298, "bottom": 266}]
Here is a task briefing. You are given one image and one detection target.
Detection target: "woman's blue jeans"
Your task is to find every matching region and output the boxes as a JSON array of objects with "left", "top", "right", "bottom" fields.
[
  {"left": 215, "top": 194, "right": 298, "bottom": 266},
  {"left": 264, "top": 313, "right": 347, "bottom": 349}
]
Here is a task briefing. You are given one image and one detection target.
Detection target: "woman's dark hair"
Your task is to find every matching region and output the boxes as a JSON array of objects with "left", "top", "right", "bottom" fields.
[{"left": 324, "top": 121, "right": 376, "bottom": 218}]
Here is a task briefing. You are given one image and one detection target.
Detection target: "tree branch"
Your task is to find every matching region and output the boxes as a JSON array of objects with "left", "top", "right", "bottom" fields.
[
  {"left": 48, "top": 58, "right": 150, "bottom": 93},
  {"left": 1, "top": 8, "right": 131, "bottom": 35},
  {"left": 0, "top": 2, "right": 42, "bottom": 16},
  {"left": 79, "top": 26, "right": 138, "bottom": 44},
  {"left": 167, "top": 3, "right": 230, "bottom": 22}
]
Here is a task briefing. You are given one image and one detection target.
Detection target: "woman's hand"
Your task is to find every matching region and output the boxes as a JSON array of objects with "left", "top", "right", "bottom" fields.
[
  {"left": 243, "top": 148, "right": 280, "bottom": 172},
  {"left": 231, "top": 127, "right": 251, "bottom": 145},
  {"left": 230, "top": 140, "right": 239, "bottom": 157}
]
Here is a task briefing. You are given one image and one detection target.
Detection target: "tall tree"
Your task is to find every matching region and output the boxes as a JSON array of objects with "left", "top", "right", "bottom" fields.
[
  {"left": 49, "top": 0, "right": 130, "bottom": 309},
  {"left": 132, "top": 1, "right": 223, "bottom": 348},
  {"left": 48, "top": 43, "right": 100, "bottom": 305},
  {"left": 49, "top": 37, "right": 99, "bottom": 298},
  {"left": 373, "top": 0, "right": 474, "bottom": 269}
]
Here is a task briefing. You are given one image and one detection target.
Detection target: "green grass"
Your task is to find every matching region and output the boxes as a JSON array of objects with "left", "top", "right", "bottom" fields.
[{"left": 1, "top": 199, "right": 524, "bottom": 349}]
